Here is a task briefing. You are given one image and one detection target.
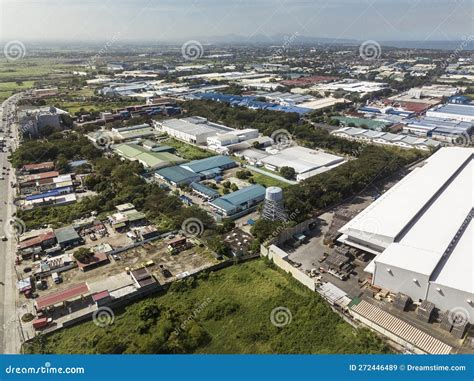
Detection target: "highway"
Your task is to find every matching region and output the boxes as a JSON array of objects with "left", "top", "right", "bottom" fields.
[{"left": 0, "top": 92, "right": 23, "bottom": 354}]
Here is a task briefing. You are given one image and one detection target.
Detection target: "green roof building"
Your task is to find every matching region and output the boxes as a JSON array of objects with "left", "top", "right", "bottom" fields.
[{"left": 114, "top": 143, "right": 185, "bottom": 170}]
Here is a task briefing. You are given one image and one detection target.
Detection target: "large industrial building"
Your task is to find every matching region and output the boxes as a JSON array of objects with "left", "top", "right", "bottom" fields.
[
  {"left": 113, "top": 143, "right": 185, "bottom": 170},
  {"left": 338, "top": 147, "right": 473, "bottom": 322},
  {"left": 153, "top": 117, "right": 236, "bottom": 144},
  {"left": 402, "top": 116, "right": 473, "bottom": 142},
  {"left": 426, "top": 103, "right": 474, "bottom": 123},
  {"left": 260, "top": 146, "right": 345, "bottom": 182},
  {"left": 155, "top": 155, "right": 237, "bottom": 185},
  {"left": 331, "top": 127, "right": 441, "bottom": 151}
]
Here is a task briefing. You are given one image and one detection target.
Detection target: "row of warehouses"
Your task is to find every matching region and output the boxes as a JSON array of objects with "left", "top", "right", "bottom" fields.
[{"left": 104, "top": 117, "right": 346, "bottom": 183}]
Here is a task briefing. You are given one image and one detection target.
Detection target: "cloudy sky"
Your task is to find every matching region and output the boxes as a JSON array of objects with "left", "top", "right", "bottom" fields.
[{"left": 0, "top": 0, "right": 471, "bottom": 43}]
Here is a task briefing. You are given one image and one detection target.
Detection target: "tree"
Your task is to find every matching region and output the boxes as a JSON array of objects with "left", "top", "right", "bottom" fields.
[
  {"left": 250, "top": 219, "right": 283, "bottom": 242},
  {"left": 236, "top": 170, "right": 252, "bottom": 179},
  {"left": 230, "top": 183, "right": 239, "bottom": 192},
  {"left": 217, "top": 218, "right": 235, "bottom": 234},
  {"left": 279, "top": 166, "right": 296, "bottom": 180},
  {"left": 55, "top": 154, "right": 70, "bottom": 174},
  {"left": 73, "top": 247, "right": 93, "bottom": 263}
]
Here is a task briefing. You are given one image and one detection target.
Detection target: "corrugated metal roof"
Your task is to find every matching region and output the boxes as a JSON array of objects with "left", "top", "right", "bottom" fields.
[
  {"left": 36, "top": 283, "right": 89, "bottom": 310},
  {"left": 156, "top": 165, "right": 201, "bottom": 184},
  {"left": 210, "top": 184, "right": 266, "bottom": 213},
  {"left": 351, "top": 300, "right": 452, "bottom": 354},
  {"left": 190, "top": 182, "right": 220, "bottom": 198},
  {"left": 182, "top": 155, "right": 236, "bottom": 173}
]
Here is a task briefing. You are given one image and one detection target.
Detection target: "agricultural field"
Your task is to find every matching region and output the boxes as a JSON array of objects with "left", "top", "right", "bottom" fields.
[
  {"left": 25, "top": 260, "right": 389, "bottom": 354},
  {"left": 0, "top": 58, "right": 83, "bottom": 101}
]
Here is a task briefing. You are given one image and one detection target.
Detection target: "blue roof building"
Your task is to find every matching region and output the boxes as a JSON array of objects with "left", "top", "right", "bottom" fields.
[
  {"left": 190, "top": 182, "right": 220, "bottom": 200},
  {"left": 209, "top": 184, "right": 266, "bottom": 218},
  {"left": 181, "top": 155, "right": 237, "bottom": 175},
  {"left": 426, "top": 103, "right": 474, "bottom": 123},
  {"left": 155, "top": 166, "right": 201, "bottom": 186},
  {"left": 26, "top": 186, "right": 74, "bottom": 201},
  {"left": 190, "top": 92, "right": 311, "bottom": 114},
  {"left": 68, "top": 159, "right": 89, "bottom": 168}
]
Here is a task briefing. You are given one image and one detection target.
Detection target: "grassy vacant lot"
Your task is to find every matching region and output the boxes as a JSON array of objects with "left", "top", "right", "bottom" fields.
[
  {"left": 0, "top": 80, "right": 36, "bottom": 101},
  {"left": 25, "top": 260, "right": 389, "bottom": 354},
  {"left": 248, "top": 171, "right": 290, "bottom": 188},
  {"left": 165, "top": 138, "right": 214, "bottom": 160}
]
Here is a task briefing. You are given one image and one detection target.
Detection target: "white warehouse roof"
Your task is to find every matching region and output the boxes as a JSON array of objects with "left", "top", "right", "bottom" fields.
[
  {"left": 339, "top": 147, "right": 473, "bottom": 311},
  {"left": 339, "top": 147, "right": 473, "bottom": 249},
  {"left": 261, "top": 146, "right": 345, "bottom": 176},
  {"left": 431, "top": 219, "right": 473, "bottom": 294},
  {"left": 374, "top": 156, "right": 472, "bottom": 276}
]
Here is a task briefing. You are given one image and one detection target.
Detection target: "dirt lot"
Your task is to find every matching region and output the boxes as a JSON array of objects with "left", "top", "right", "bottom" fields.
[
  {"left": 114, "top": 236, "right": 220, "bottom": 284},
  {"left": 25, "top": 235, "right": 220, "bottom": 299}
]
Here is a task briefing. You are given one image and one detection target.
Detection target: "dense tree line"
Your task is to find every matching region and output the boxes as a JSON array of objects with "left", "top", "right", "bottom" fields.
[
  {"left": 10, "top": 133, "right": 101, "bottom": 168},
  {"left": 252, "top": 145, "right": 427, "bottom": 242}
]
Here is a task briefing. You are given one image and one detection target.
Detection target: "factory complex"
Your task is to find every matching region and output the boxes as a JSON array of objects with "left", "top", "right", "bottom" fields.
[{"left": 339, "top": 147, "right": 473, "bottom": 322}]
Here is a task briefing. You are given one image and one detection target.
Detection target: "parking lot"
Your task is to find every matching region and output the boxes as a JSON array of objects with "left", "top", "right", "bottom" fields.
[{"left": 282, "top": 212, "right": 372, "bottom": 299}]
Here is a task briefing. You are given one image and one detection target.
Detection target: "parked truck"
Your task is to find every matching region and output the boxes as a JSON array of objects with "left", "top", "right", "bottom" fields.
[{"left": 32, "top": 317, "right": 52, "bottom": 330}]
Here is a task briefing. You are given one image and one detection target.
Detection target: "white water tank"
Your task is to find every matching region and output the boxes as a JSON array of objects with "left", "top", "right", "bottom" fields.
[{"left": 265, "top": 186, "right": 283, "bottom": 202}]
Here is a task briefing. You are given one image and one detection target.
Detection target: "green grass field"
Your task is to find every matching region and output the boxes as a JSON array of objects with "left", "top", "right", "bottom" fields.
[
  {"left": 165, "top": 138, "right": 214, "bottom": 160},
  {"left": 25, "top": 260, "right": 389, "bottom": 354},
  {"left": 248, "top": 171, "right": 290, "bottom": 188},
  {"left": 0, "top": 80, "right": 36, "bottom": 101}
]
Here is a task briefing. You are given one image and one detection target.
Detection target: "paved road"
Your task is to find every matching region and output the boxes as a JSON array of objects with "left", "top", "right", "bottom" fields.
[{"left": 0, "top": 93, "right": 23, "bottom": 354}]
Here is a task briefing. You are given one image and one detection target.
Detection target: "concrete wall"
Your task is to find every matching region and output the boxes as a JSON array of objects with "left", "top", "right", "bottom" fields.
[
  {"left": 270, "top": 218, "right": 317, "bottom": 246},
  {"left": 373, "top": 262, "right": 429, "bottom": 302},
  {"left": 427, "top": 283, "right": 474, "bottom": 323},
  {"left": 262, "top": 244, "right": 316, "bottom": 292}
]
